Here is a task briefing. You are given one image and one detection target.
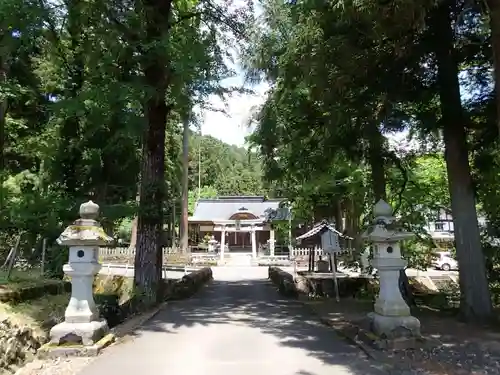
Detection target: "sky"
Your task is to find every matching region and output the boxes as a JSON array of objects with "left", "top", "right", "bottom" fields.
[
  {"left": 197, "top": 72, "right": 414, "bottom": 149},
  {"left": 198, "top": 74, "right": 270, "bottom": 147},
  {"left": 195, "top": 0, "right": 269, "bottom": 147}
]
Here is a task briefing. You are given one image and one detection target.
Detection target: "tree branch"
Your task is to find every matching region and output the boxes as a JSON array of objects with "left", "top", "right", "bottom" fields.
[
  {"left": 385, "top": 150, "right": 408, "bottom": 215},
  {"left": 106, "top": 12, "right": 145, "bottom": 55},
  {"left": 168, "top": 12, "right": 204, "bottom": 29},
  {"left": 37, "top": 0, "right": 71, "bottom": 73}
]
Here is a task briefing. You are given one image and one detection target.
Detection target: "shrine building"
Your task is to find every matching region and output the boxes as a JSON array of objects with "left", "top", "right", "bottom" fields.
[{"left": 188, "top": 196, "right": 291, "bottom": 259}]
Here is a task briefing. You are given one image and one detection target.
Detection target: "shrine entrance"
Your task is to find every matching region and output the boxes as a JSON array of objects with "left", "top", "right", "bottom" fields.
[{"left": 227, "top": 231, "right": 251, "bottom": 252}]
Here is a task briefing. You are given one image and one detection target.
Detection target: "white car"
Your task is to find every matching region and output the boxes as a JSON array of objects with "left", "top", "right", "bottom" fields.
[{"left": 432, "top": 251, "right": 458, "bottom": 271}]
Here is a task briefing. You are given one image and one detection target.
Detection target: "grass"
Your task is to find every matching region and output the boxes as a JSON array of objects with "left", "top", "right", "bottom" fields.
[
  {"left": 0, "top": 269, "right": 69, "bottom": 336},
  {"left": 0, "top": 293, "right": 69, "bottom": 336},
  {"left": 0, "top": 269, "right": 46, "bottom": 288},
  {"left": 0, "top": 274, "right": 134, "bottom": 338}
]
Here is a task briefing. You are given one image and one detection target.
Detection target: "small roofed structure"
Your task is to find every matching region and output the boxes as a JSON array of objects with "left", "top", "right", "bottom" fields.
[
  {"left": 296, "top": 221, "right": 352, "bottom": 242},
  {"left": 296, "top": 220, "right": 353, "bottom": 259},
  {"left": 296, "top": 220, "right": 353, "bottom": 302}
]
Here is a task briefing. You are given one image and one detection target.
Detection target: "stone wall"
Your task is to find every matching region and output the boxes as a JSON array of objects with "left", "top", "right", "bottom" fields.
[
  {"left": 95, "top": 268, "right": 213, "bottom": 325},
  {"left": 164, "top": 267, "right": 213, "bottom": 300},
  {"left": 296, "top": 274, "right": 378, "bottom": 299},
  {"left": 268, "top": 268, "right": 380, "bottom": 299},
  {"left": 268, "top": 267, "right": 297, "bottom": 297}
]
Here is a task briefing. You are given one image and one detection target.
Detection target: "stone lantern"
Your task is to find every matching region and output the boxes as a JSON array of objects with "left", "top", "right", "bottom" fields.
[
  {"left": 362, "top": 199, "right": 421, "bottom": 340},
  {"left": 267, "top": 238, "right": 276, "bottom": 257},
  {"left": 208, "top": 235, "right": 217, "bottom": 253},
  {"left": 49, "top": 200, "right": 113, "bottom": 346}
]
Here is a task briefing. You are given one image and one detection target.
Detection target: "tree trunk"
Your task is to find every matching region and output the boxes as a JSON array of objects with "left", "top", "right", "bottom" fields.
[
  {"left": 59, "top": 0, "right": 84, "bottom": 196},
  {"left": 0, "top": 55, "right": 6, "bottom": 211},
  {"left": 135, "top": 109, "right": 167, "bottom": 305},
  {"left": 365, "top": 120, "right": 413, "bottom": 304},
  {"left": 332, "top": 199, "right": 343, "bottom": 271},
  {"left": 172, "top": 198, "right": 177, "bottom": 248},
  {"left": 129, "top": 191, "right": 140, "bottom": 249},
  {"left": 432, "top": 1, "right": 493, "bottom": 320},
  {"left": 487, "top": 0, "right": 500, "bottom": 138},
  {"left": 365, "top": 121, "right": 387, "bottom": 202},
  {"left": 134, "top": 0, "right": 173, "bottom": 306},
  {"left": 129, "top": 217, "right": 138, "bottom": 248},
  {"left": 180, "top": 117, "right": 189, "bottom": 253}
]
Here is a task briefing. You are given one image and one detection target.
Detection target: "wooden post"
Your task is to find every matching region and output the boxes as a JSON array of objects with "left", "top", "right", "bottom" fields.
[
  {"left": 41, "top": 238, "right": 47, "bottom": 276},
  {"left": 311, "top": 247, "right": 316, "bottom": 271},
  {"left": 330, "top": 253, "right": 340, "bottom": 302},
  {"left": 6, "top": 234, "right": 21, "bottom": 280},
  {"left": 180, "top": 117, "right": 189, "bottom": 254},
  {"left": 308, "top": 248, "right": 312, "bottom": 272}
]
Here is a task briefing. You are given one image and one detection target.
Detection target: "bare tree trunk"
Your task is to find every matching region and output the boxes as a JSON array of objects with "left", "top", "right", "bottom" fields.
[
  {"left": 433, "top": 1, "right": 493, "bottom": 320},
  {"left": 180, "top": 117, "right": 189, "bottom": 253},
  {"left": 487, "top": 0, "right": 500, "bottom": 138},
  {"left": 129, "top": 191, "right": 140, "bottom": 249},
  {"left": 332, "top": 199, "right": 343, "bottom": 271},
  {"left": 365, "top": 122, "right": 387, "bottom": 202},
  {"left": 59, "top": 0, "right": 85, "bottom": 196},
  {"left": 172, "top": 198, "right": 177, "bottom": 248},
  {"left": 365, "top": 120, "right": 413, "bottom": 304},
  {"left": 129, "top": 218, "right": 138, "bottom": 248},
  {"left": 0, "top": 55, "right": 6, "bottom": 211},
  {"left": 134, "top": 0, "right": 173, "bottom": 306},
  {"left": 135, "top": 113, "right": 166, "bottom": 305}
]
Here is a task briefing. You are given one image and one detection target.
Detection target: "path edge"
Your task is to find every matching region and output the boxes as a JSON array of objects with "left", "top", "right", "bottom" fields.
[
  {"left": 110, "top": 301, "right": 168, "bottom": 340},
  {"left": 295, "top": 296, "right": 391, "bottom": 364}
]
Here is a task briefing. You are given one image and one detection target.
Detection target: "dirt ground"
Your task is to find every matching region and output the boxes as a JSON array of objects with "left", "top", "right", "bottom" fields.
[{"left": 303, "top": 297, "right": 500, "bottom": 375}]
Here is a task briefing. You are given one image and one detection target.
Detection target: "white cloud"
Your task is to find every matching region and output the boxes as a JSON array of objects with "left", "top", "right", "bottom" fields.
[{"left": 198, "top": 79, "right": 269, "bottom": 147}]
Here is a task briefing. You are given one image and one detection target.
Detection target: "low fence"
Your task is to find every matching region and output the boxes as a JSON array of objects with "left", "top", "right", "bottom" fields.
[
  {"left": 99, "top": 247, "right": 219, "bottom": 266},
  {"left": 291, "top": 247, "right": 323, "bottom": 258},
  {"left": 100, "top": 247, "right": 177, "bottom": 259},
  {"left": 99, "top": 246, "right": 355, "bottom": 265},
  {"left": 289, "top": 247, "right": 354, "bottom": 258}
]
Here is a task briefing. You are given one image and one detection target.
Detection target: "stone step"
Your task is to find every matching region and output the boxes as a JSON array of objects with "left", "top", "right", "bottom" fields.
[{"left": 223, "top": 254, "right": 253, "bottom": 266}]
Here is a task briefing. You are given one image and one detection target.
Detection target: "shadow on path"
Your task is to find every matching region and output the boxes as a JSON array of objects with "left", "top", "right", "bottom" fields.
[{"left": 79, "top": 279, "right": 391, "bottom": 375}]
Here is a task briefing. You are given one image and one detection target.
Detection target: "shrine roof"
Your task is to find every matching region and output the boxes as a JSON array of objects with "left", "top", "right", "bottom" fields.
[
  {"left": 189, "top": 196, "right": 291, "bottom": 222},
  {"left": 296, "top": 220, "right": 352, "bottom": 240}
]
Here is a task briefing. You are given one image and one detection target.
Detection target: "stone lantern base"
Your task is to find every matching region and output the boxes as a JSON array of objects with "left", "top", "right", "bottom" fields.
[
  {"left": 367, "top": 312, "right": 421, "bottom": 349},
  {"left": 50, "top": 319, "right": 109, "bottom": 347}
]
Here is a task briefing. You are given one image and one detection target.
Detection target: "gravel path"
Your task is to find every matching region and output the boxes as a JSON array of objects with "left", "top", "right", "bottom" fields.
[
  {"left": 387, "top": 330, "right": 500, "bottom": 375},
  {"left": 13, "top": 357, "right": 94, "bottom": 375}
]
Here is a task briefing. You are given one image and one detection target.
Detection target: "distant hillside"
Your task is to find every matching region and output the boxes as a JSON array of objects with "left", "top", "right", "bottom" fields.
[{"left": 187, "top": 131, "right": 266, "bottom": 196}]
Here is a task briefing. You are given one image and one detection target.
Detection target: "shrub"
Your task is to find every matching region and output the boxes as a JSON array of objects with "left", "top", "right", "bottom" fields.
[
  {"left": 44, "top": 246, "right": 68, "bottom": 280},
  {"left": 95, "top": 294, "right": 123, "bottom": 327}
]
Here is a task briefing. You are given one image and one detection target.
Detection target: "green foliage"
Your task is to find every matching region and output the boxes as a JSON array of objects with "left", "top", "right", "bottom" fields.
[
  {"left": 272, "top": 222, "right": 290, "bottom": 245},
  {"left": 116, "top": 218, "right": 133, "bottom": 242},
  {"left": 44, "top": 246, "right": 68, "bottom": 280},
  {"left": 188, "top": 186, "right": 218, "bottom": 215},
  {"left": 187, "top": 132, "right": 265, "bottom": 197},
  {"left": 0, "top": 278, "right": 70, "bottom": 303}
]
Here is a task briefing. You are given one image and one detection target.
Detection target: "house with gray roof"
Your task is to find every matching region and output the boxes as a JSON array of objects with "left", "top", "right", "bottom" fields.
[{"left": 189, "top": 196, "right": 291, "bottom": 259}]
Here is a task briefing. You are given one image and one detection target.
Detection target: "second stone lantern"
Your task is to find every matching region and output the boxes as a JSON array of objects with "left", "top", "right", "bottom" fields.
[
  {"left": 49, "top": 200, "right": 113, "bottom": 347},
  {"left": 362, "top": 199, "right": 421, "bottom": 340}
]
